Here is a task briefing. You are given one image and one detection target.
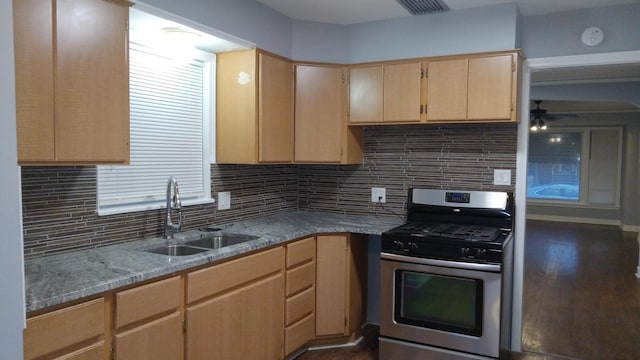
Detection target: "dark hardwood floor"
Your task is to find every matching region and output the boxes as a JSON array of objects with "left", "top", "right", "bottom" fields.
[
  {"left": 522, "top": 220, "right": 640, "bottom": 360},
  {"left": 296, "top": 221, "right": 640, "bottom": 360}
]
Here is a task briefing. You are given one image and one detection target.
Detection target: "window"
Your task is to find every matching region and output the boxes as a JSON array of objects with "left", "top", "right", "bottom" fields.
[
  {"left": 527, "top": 127, "right": 622, "bottom": 207},
  {"left": 97, "top": 42, "right": 213, "bottom": 215}
]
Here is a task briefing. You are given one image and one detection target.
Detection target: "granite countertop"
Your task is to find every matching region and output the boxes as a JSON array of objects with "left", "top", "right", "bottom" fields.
[{"left": 24, "top": 211, "right": 404, "bottom": 313}]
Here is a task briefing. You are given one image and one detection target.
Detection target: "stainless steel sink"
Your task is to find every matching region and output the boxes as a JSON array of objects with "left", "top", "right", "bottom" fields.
[
  {"left": 144, "top": 233, "right": 259, "bottom": 256},
  {"left": 145, "top": 244, "right": 209, "bottom": 256},
  {"left": 185, "top": 233, "right": 259, "bottom": 249}
]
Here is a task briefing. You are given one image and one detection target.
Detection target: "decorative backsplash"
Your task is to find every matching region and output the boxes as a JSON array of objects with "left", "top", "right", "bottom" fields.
[{"left": 21, "top": 124, "right": 517, "bottom": 259}]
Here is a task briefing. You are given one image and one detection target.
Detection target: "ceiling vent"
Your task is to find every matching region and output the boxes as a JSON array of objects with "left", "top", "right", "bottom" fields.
[{"left": 396, "top": 0, "right": 449, "bottom": 15}]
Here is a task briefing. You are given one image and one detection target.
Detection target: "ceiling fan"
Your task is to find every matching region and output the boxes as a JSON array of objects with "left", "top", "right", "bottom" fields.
[{"left": 529, "top": 100, "right": 577, "bottom": 131}]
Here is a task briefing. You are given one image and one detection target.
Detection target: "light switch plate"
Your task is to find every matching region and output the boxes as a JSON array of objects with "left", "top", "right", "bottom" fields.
[
  {"left": 493, "top": 169, "right": 511, "bottom": 186},
  {"left": 218, "top": 191, "right": 231, "bottom": 210},
  {"left": 371, "top": 187, "right": 386, "bottom": 203}
]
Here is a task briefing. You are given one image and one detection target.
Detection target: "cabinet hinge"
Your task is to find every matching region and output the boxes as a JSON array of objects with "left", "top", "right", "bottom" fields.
[
  {"left": 512, "top": 60, "right": 516, "bottom": 72},
  {"left": 125, "top": 20, "right": 129, "bottom": 31},
  {"left": 183, "top": 319, "right": 187, "bottom": 334},
  {"left": 110, "top": 347, "right": 116, "bottom": 360},
  {"left": 421, "top": 68, "right": 424, "bottom": 79},
  {"left": 420, "top": 104, "right": 423, "bottom": 114},
  {"left": 342, "top": 73, "right": 345, "bottom": 84}
]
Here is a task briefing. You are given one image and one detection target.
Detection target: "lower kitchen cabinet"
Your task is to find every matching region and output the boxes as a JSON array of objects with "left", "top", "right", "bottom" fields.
[
  {"left": 315, "top": 234, "right": 367, "bottom": 341},
  {"left": 23, "top": 297, "right": 109, "bottom": 360},
  {"left": 185, "top": 247, "right": 285, "bottom": 360},
  {"left": 284, "top": 237, "right": 316, "bottom": 355},
  {"left": 113, "top": 276, "right": 183, "bottom": 360}
]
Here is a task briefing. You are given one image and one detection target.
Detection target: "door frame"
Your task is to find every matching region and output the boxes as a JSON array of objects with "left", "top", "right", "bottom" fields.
[{"left": 511, "top": 50, "right": 640, "bottom": 351}]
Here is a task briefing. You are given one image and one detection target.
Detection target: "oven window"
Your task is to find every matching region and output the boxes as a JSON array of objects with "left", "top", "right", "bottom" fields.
[{"left": 394, "top": 270, "right": 483, "bottom": 336}]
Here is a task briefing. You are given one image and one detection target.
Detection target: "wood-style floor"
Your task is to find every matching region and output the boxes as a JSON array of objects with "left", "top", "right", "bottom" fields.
[
  {"left": 296, "top": 221, "right": 640, "bottom": 360},
  {"left": 522, "top": 220, "right": 640, "bottom": 360}
]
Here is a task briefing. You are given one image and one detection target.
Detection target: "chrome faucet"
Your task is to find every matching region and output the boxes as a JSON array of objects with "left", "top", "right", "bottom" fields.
[{"left": 164, "top": 176, "right": 183, "bottom": 239}]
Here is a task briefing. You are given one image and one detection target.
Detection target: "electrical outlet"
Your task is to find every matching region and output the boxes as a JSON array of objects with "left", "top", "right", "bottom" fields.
[
  {"left": 493, "top": 169, "right": 511, "bottom": 186},
  {"left": 218, "top": 191, "right": 231, "bottom": 210},
  {"left": 371, "top": 187, "right": 386, "bottom": 203}
]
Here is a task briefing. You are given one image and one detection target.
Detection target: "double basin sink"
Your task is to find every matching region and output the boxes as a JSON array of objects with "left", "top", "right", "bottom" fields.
[{"left": 145, "top": 231, "right": 259, "bottom": 257}]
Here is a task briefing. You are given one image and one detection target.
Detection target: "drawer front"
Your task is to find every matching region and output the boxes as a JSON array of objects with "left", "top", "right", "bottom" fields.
[
  {"left": 187, "top": 246, "right": 284, "bottom": 304},
  {"left": 285, "top": 313, "right": 315, "bottom": 356},
  {"left": 115, "top": 276, "right": 181, "bottom": 329},
  {"left": 54, "top": 341, "right": 106, "bottom": 360},
  {"left": 285, "top": 260, "right": 315, "bottom": 296},
  {"left": 24, "top": 298, "right": 105, "bottom": 360},
  {"left": 285, "top": 286, "right": 314, "bottom": 326},
  {"left": 114, "top": 312, "right": 183, "bottom": 360},
  {"left": 286, "top": 237, "right": 315, "bottom": 268}
]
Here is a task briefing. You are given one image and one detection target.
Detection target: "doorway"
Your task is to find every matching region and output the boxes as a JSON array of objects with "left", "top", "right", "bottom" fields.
[{"left": 511, "top": 50, "right": 640, "bottom": 352}]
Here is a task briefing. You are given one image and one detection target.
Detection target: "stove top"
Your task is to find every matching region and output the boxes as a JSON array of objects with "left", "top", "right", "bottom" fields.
[
  {"left": 390, "top": 222, "right": 502, "bottom": 242},
  {"left": 381, "top": 188, "right": 514, "bottom": 264}
]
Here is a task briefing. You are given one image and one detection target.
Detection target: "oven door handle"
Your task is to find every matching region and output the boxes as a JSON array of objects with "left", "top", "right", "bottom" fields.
[{"left": 381, "top": 252, "right": 502, "bottom": 272}]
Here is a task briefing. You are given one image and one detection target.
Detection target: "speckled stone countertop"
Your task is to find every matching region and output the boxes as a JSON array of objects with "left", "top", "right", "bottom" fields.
[{"left": 24, "top": 211, "right": 404, "bottom": 313}]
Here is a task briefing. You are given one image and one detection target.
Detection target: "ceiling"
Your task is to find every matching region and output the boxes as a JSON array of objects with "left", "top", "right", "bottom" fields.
[{"left": 255, "top": 0, "right": 640, "bottom": 25}]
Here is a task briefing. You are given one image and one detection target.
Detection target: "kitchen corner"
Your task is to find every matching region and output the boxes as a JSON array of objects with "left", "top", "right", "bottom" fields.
[{"left": 24, "top": 210, "right": 403, "bottom": 313}]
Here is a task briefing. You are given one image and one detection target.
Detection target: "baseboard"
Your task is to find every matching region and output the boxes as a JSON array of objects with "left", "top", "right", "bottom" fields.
[
  {"left": 526, "top": 214, "right": 621, "bottom": 226},
  {"left": 622, "top": 224, "right": 640, "bottom": 232}
]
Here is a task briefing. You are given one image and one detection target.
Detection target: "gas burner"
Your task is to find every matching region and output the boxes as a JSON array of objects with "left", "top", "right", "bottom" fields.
[{"left": 396, "top": 223, "right": 501, "bottom": 242}]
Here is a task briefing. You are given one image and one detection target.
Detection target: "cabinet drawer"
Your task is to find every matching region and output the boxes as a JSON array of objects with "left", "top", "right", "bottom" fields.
[
  {"left": 55, "top": 341, "right": 106, "bottom": 360},
  {"left": 187, "top": 246, "right": 284, "bottom": 304},
  {"left": 286, "top": 237, "right": 315, "bottom": 268},
  {"left": 24, "top": 298, "right": 105, "bottom": 360},
  {"left": 285, "top": 313, "right": 315, "bottom": 356},
  {"left": 285, "top": 286, "right": 314, "bottom": 326},
  {"left": 115, "top": 276, "right": 181, "bottom": 329},
  {"left": 114, "top": 312, "right": 183, "bottom": 360},
  {"left": 286, "top": 260, "right": 315, "bottom": 296}
]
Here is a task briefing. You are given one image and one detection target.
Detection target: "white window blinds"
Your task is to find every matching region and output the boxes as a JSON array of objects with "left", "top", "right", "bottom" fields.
[{"left": 97, "top": 43, "right": 212, "bottom": 215}]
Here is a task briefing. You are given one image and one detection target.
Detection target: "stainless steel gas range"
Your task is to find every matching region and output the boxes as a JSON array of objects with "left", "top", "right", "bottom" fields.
[{"left": 380, "top": 188, "right": 514, "bottom": 360}]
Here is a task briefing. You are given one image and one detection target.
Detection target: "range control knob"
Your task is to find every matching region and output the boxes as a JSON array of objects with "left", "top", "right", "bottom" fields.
[
  {"left": 461, "top": 247, "right": 470, "bottom": 257},
  {"left": 476, "top": 248, "right": 487, "bottom": 259},
  {"left": 407, "top": 242, "right": 419, "bottom": 250},
  {"left": 393, "top": 240, "right": 405, "bottom": 250}
]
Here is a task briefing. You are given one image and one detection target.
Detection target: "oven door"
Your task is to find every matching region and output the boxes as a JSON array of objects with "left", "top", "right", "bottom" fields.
[{"left": 380, "top": 253, "right": 502, "bottom": 358}]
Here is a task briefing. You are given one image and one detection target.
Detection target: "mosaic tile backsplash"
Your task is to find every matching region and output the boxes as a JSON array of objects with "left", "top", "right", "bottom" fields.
[{"left": 22, "top": 124, "right": 517, "bottom": 258}]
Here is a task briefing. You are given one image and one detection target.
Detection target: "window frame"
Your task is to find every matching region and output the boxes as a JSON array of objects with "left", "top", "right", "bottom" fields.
[
  {"left": 96, "top": 40, "right": 215, "bottom": 216},
  {"left": 527, "top": 126, "right": 623, "bottom": 209}
]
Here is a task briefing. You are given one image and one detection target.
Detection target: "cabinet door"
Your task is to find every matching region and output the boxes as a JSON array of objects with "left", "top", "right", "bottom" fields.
[
  {"left": 467, "top": 54, "right": 514, "bottom": 120},
  {"left": 426, "top": 58, "right": 468, "bottom": 121},
  {"left": 315, "top": 235, "right": 347, "bottom": 337},
  {"left": 295, "top": 65, "right": 345, "bottom": 163},
  {"left": 13, "top": 0, "right": 55, "bottom": 162},
  {"left": 383, "top": 62, "right": 422, "bottom": 122},
  {"left": 114, "top": 312, "right": 182, "bottom": 360},
  {"left": 259, "top": 53, "right": 294, "bottom": 163},
  {"left": 186, "top": 289, "right": 243, "bottom": 360},
  {"left": 243, "top": 274, "right": 285, "bottom": 360},
  {"left": 349, "top": 65, "right": 383, "bottom": 124},
  {"left": 55, "top": 0, "right": 129, "bottom": 163}
]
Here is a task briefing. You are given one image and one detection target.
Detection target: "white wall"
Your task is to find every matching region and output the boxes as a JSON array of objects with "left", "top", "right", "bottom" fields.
[
  {"left": 345, "top": 3, "right": 519, "bottom": 63},
  {"left": 0, "top": 0, "right": 26, "bottom": 356},
  {"left": 140, "top": 0, "right": 293, "bottom": 57},
  {"left": 522, "top": 3, "right": 640, "bottom": 58}
]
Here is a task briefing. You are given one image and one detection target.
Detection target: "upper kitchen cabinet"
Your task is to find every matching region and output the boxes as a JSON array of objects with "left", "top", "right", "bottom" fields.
[
  {"left": 349, "top": 61, "right": 423, "bottom": 124},
  {"left": 13, "top": 0, "right": 132, "bottom": 165},
  {"left": 217, "top": 49, "right": 294, "bottom": 164},
  {"left": 294, "top": 64, "right": 363, "bottom": 164},
  {"left": 425, "top": 51, "right": 520, "bottom": 123}
]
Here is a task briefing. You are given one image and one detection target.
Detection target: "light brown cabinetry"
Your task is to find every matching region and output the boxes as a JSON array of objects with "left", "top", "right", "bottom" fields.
[
  {"left": 426, "top": 52, "right": 519, "bottom": 122},
  {"left": 13, "top": 0, "right": 131, "bottom": 165},
  {"left": 217, "top": 49, "right": 294, "bottom": 164},
  {"left": 185, "top": 247, "right": 285, "bottom": 360},
  {"left": 315, "top": 234, "right": 366, "bottom": 340},
  {"left": 294, "top": 64, "right": 363, "bottom": 164},
  {"left": 349, "top": 62, "right": 423, "bottom": 124},
  {"left": 23, "top": 298, "right": 109, "bottom": 360},
  {"left": 284, "top": 237, "right": 316, "bottom": 356},
  {"left": 113, "top": 276, "right": 183, "bottom": 360}
]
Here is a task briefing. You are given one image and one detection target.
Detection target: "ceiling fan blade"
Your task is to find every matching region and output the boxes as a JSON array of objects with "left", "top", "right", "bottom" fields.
[{"left": 543, "top": 113, "right": 578, "bottom": 120}]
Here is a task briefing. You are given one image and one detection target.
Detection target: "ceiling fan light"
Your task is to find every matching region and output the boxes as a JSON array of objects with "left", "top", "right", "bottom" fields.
[
  {"left": 539, "top": 119, "right": 547, "bottom": 130},
  {"left": 530, "top": 119, "right": 539, "bottom": 131}
]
